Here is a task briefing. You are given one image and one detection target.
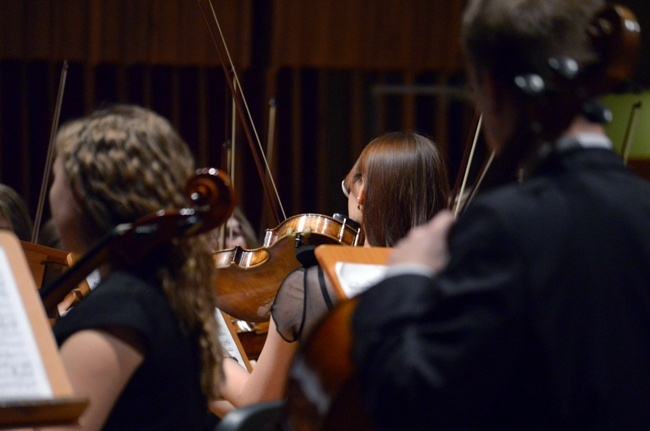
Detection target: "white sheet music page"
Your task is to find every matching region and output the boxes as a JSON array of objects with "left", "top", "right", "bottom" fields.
[
  {"left": 214, "top": 309, "right": 248, "bottom": 369},
  {"left": 0, "top": 247, "right": 53, "bottom": 401},
  {"left": 335, "top": 262, "right": 387, "bottom": 298}
]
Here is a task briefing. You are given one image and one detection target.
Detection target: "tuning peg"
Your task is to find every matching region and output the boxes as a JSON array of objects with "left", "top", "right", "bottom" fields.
[
  {"left": 581, "top": 99, "right": 613, "bottom": 124},
  {"left": 549, "top": 57, "right": 580, "bottom": 80},
  {"left": 514, "top": 73, "right": 546, "bottom": 96}
]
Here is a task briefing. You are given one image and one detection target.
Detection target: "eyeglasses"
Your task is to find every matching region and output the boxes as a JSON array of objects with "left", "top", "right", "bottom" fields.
[{"left": 341, "top": 180, "right": 350, "bottom": 198}]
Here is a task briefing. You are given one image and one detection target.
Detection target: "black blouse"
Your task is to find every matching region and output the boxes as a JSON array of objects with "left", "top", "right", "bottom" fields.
[
  {"left": 54, "top": 270, "right": 206, "bottom": 431},
  {"left": 271, "top": 264, "right": 338, "bottom": 343}
]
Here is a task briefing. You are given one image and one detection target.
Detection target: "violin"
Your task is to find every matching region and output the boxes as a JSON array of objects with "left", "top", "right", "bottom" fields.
[
  {"left": 213, "top": 213, "right": 364, "bottom": 323},
  {"left": 21, "top": 240, "right": 70, "bottom": 291},
  {"left": 20, "top": 241, "right": 78, "bottom": 322},
  {"left": 51, "top": 251, "right": 95, "bottom": 319},
  {"left": 41, "top": 167, "right": 235, "bottom": 318},
  {"left": 196, "top": 1, "right": 361, "bottom": 324}
]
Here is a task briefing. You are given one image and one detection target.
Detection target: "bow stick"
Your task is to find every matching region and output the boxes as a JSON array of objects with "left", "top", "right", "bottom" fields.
[
  {"left": 32, "top": 60, "right": 68, "bottom": 243},
  {"left": 448, "top": 110, "right": 495, "bottom": 217},
  {"left": 620, "top": 101, "right": 642, "bottom": 165},
  {"left": 196, "top": 0, "right": 286, "bottom": 225}
]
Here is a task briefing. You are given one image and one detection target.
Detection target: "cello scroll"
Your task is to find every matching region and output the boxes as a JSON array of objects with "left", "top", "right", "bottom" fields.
[{"left": 41, "top": 168, "right": 235, "bottom": 317}]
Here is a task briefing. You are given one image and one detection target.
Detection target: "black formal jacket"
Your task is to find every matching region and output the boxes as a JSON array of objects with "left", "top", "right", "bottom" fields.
[{"left": 353, "top": 143, "right": 650, "bottom": 430}]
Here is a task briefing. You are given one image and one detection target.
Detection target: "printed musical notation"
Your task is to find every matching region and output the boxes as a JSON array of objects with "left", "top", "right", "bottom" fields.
[
  {"left": 0, "top": 247, "right": 52, "bottom": 401},
  {"left": 215, "top": 309, "right": 248, "bottom": 369}
]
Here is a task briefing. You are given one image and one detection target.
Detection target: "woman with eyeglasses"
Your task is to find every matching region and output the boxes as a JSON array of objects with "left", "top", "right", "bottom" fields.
[{"left": 210, "top": 131, "right": 450, "bottom": 413}]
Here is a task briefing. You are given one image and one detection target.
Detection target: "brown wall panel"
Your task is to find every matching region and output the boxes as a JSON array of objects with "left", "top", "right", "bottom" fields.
[
  {"left": 0, "top": 0, "right": 252, "bottom": 67},
  {"left": 0, "top": 0, "right": 477, "bottom": 238},
  {"left": 271, "top": 0, "right": 465, "bottom": 71}
]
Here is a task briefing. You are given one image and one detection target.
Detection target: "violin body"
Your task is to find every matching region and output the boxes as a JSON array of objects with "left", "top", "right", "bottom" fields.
[
  {"left": 19, "top": 242, "right": 92, "bottom": 322},
  {"left": 21, "top": 240, "right": 69, "bottom": 290},
  {"left": 213, "top": 213, "right": 364, "bottom": 322}
]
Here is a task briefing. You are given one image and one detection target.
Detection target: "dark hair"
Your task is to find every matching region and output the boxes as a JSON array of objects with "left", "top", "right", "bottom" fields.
[
  {"left": 0, "top": 184, "right": 33, "bottom": 242},
  {"left": 345, "top": 132, "right": 449, "bottom": 247}
]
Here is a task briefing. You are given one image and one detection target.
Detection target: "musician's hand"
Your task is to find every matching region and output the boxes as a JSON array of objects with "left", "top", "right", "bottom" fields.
[{"left": 388, "top": 210, "right": 455, "bottom": 272}]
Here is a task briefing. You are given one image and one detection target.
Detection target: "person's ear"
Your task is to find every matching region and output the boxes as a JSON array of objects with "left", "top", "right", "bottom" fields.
[{"left": 357, "top": 184, "right": 366, "bottom": 206}]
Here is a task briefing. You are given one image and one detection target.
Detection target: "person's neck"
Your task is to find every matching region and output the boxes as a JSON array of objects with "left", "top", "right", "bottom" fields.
[{"left": 562, "top": 115, "right": 606, "bottom": 138}]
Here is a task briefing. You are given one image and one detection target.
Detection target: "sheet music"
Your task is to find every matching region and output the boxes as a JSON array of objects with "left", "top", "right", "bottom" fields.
[
  {"left": 214, "top": 309, "right": 248, "bottom": 369},
  {"left": 0, "top": 247, "right": 53, "bottom": 401},
  {"left": 87, "top": 269, "right": 101, "bottom": 290},
  {"left": 335, "top": 262, "right": 387, "bottom": 298}
]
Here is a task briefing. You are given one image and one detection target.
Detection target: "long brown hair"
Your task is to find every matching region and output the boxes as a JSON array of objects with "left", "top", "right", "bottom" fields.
[
  {"left": 345, "top": 131, "right": 449, "bottom": 247},
  {"left": 55, "top": 104, "right": 222, "bottom": 398}
]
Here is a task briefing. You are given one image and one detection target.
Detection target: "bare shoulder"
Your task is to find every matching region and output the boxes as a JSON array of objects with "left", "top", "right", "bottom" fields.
[{"left": 57, "top": 329, "right": 145, "bottom": 430}]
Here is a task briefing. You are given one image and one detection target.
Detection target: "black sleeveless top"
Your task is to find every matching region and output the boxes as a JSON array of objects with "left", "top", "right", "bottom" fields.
[
  {"left": 53, "top": 270, "right": 206, "bottom": 430},
  {"left": 271, "top": 264, "right": 339, "bottom": 343}
]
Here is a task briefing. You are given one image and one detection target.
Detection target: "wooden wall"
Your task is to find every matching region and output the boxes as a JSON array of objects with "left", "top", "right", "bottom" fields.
[
  {"left": 0, "top": 0, "right": 478, "bottom": 238},
  {"left": 3, "top": 0, "right": 649, "bottom": 240}
]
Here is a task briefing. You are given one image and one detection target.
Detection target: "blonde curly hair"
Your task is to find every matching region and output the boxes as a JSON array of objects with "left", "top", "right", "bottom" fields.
[{"left": 55, "top": 104, "right": 223, "bottom": 398}]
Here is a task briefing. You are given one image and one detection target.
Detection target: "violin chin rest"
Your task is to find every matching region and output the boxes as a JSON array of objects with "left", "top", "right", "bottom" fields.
[{"left": 296, "top": 245, "right": 318, "bottom": 268}]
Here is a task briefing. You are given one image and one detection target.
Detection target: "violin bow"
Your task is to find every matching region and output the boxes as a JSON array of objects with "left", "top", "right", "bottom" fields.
[
  {"left": 450, "top": 111, "right": 482, "bottom": 217},
  {"left": 620, "top": 101, "right": 642, "bottom": 165},
  {"left": 228, "top": 70, "right": 237, "bottom": 186},
  {"left": 215, "top": 74, "right": 238, "bottom": 250},
  {"left": 266, "top": 97, "right": 277, "bottom": 182},
  {"left": 448, "top": 109, "right": 496, "bottom": 218},
  {"left": 31, "top": 60, "right": 68, "bottom": 244},
  {"left": 196, "top": 0, "right": 286, "bottom": 225},
  {"left": 456, "top": 148, "right": 495, "bottom": 217},
  {"left": 454, "top": 3, "right": 640, "bottom": 216}
]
